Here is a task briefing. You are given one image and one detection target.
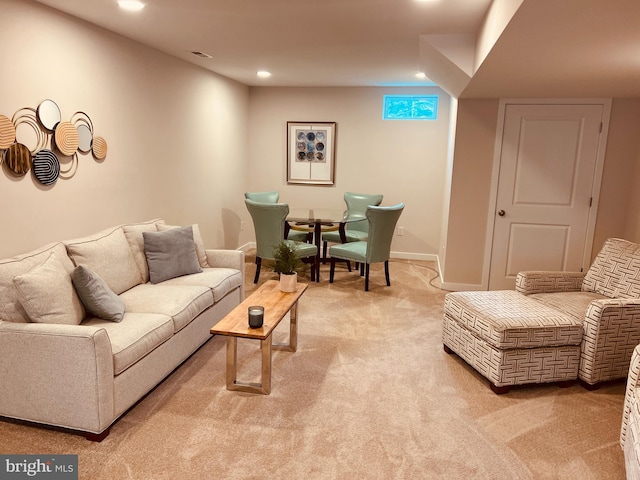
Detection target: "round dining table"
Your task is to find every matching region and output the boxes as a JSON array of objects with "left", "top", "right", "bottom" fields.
[{"left": 286, "top": 208, "right": 365, "bottom": 278}]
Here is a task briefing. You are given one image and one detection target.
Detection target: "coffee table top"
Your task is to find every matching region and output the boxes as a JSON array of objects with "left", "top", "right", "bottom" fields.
[{"left": 210, "top": 280, "right": 308, "bottom": 340}]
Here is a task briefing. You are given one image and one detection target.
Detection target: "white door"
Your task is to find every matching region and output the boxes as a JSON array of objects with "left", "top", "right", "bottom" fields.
[{"left": 489, "top": 103, "right": 605, "bottom": 290}]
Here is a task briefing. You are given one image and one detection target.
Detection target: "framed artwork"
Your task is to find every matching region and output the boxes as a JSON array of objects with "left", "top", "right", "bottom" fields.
[{"left": 287, "top": 121, "right": 336, "bottom": 185}]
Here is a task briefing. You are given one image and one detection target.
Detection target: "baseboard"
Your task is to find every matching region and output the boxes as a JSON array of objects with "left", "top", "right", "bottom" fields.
[
  {"left": 439, "top": 282, "right": 485, "bottom": 292},
  {"left": 238, "top": 244, "right": 438, "bottom": 264},
  {"left": 390, "top": 251, "right": 438, "bottom": 262}
]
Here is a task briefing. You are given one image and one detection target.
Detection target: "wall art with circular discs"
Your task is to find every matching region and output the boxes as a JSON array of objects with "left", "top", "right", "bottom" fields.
[{"left": 0, "top": 99, "right": 108, "bottom": 187}]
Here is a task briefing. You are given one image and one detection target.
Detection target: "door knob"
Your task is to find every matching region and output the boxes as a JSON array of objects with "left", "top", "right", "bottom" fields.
[{"left": 498, "top": 210, "right": 505, "bottom": 216}]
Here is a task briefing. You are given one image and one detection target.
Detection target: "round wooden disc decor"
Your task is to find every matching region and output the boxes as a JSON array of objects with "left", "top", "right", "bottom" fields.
[
  {"left": 32, "top": 149, "right": 60, "bottom": 186},
  {"left": 92, "top": 136, "right": 107, "bottom": 160},
  {"left": 54, "top": 121, "right": 79, "bottom": 156},
  {"left": 0, "top": 115, "right": 16, "bottom": 149},
  {"left": 4, "top": 143, "right": 31, "bottom": 176}
]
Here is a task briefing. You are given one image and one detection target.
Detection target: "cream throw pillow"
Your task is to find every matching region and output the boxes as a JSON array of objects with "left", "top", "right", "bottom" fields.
[
  {"left": 13, "top": 253, "right": 85, "bottom": 325},
  {"left": 157, "top": 223, "right": 209, "bottom": 267}
]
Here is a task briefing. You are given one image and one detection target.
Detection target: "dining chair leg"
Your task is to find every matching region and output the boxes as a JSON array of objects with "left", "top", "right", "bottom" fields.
[
  {"left": 254, "top": 257, "right": 262, "bottom": 284},
  {"left": 360, "top": 263, "right": 364, "bottom": 276},
  {"left": 364, "top": 263, "right": 370, "bottom": 291},
  {"left": 384, "top": 260, "right": 390, "bottom": 286},
  {"left": 329, "top": 258, "right": 336, "bottom": 283},
  {"left": 322, "top": 241, "right": 328, "bottom": 263},
  {"left": 315, "top": 256, "right": 320, "bottom": 282}
]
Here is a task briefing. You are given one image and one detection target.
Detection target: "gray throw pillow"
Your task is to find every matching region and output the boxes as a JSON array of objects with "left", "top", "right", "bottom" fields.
[
  {"left": 72, "top": 265, "right": 125, "bottom": 322},
  {"left": 143, "top": 226, "right": 202, "bottom": 284}
]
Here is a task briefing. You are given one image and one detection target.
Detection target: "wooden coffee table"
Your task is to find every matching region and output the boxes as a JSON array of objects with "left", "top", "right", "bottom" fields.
[{"left": 210, "top": 280, "right": 308, "bottom": 394}]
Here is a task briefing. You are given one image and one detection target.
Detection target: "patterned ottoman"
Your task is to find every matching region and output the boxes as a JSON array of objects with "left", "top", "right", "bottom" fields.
[{"left": 443, "top": 290, "right": 583, "bottom": 393}]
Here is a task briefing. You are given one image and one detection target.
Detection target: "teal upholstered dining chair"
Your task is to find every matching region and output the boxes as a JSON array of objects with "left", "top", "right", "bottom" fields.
[
  {"left": 244, "top": 191, "right": 311, "bottom": 243},
  {"left": 322, "top": 192, "right": 384, "bottom": 260},
  {"left": 244, "top": 191, "right": 280, "bottom": 203},
  {"left": 245, "top": 199, "right": 318, "bottom": 284},
  {"left": 329, "top": 203, "right": 404, "bottom": 291}
]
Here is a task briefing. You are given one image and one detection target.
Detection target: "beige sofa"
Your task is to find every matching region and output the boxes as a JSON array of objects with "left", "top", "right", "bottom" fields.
[{"left": 0, "top": 219, "right": 244, "bottom": 440}]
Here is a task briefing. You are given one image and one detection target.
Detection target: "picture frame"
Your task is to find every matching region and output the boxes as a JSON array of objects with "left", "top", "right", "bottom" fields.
[{"left": 286, "top": 121, "right": 336, "bottom": 185}]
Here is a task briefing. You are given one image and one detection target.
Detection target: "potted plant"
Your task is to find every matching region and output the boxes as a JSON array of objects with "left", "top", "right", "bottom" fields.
[{"left": 272, "top": 241, "right": 302, "bottom": 292}]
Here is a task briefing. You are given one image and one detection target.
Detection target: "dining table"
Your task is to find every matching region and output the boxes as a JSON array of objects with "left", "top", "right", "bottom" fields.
[{"left": 286, "top": 208, "right": 366, "bottom": 278}]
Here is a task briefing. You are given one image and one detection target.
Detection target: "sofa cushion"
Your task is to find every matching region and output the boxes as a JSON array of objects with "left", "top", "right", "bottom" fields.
[
  {"left": 528, "top": 291, "right": 607, "bottom": 322},
  {"left": 66, "top": 227, "right": 143, "bottom": 295},
  {"left": 13, "top": 252, "right": 85, "bottom": 325},
  {"left": 84, "top": 312, "right": 174, "bottom": 375},
  {"left": 583, "top": 238, "right": 640, "bottom": 299},
  {"left": 444, "top": 290, "right": 584, "bottom": 349},
  {"left": 143, "top": 226, "right": 202, "bottom": 284},
  {"left": 160, "top": 267, "right": 243, "bottom": 302},
  {"left": 0, "top": 242, "right": 76, "bottom": 323},
  {"left": 72, "top": 265, "right": 125, "bottom": 322},
  {"left": 119, "top": 283, "right": 213, "bottom": 332},
  {"left": 122, "top": 219, "right": 163, "bottom": 283},
  {"left": 157, "top": 223, "right": 209, "bottom": 268}
]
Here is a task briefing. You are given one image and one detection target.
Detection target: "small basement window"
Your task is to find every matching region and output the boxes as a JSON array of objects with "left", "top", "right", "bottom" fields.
[{"left": 383, "top": 95, "right": 438, "bottom": 120}]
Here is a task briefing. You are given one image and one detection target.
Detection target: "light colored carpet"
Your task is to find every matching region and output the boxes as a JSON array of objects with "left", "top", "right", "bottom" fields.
[{"left": 0, "top": 257, "right": 626, "bottom": 479}]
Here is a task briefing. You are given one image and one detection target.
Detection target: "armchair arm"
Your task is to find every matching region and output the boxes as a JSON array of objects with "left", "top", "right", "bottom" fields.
[
  {"left": 515, "top": 271, "right": 585, "bottom": 295},
  {"left": 580, "top": 299, "right": 640, "bottom": 386},
  {"left": 621, "top": 343, "right": 640, "bottom": 448},
  {"left": 0, "top": 321, "right": 114, "bottom": 434}
]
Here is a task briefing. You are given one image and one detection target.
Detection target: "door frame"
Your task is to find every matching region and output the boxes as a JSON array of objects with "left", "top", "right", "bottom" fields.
[{"left": 481, "top": 98, "right": 612, "bottom": 289}]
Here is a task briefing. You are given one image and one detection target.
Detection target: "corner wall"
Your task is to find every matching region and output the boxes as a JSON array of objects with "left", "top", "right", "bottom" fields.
[
  {"left": 0, "top": 0, "right": 250, "bottom": 258},
  {"left": 442, "top": 97, "right": 640, "bottom": 289}
]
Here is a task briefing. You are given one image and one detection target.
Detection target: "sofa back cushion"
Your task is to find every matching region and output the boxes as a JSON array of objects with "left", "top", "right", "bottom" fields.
[
  {"left": 14, "top": 252, "right": 85, "bottom": 325},
  {"left": 583, "top": 238, "right": 640, "bottom": 298},
  {"left": 0, "top": 242, "right": 76, "bottom": 323},
  {"left": 66, "top": 227, "right": 143, "bottom": 295},
  {"left": 122, "top": 219, "right": 165, "bottom": 283}
]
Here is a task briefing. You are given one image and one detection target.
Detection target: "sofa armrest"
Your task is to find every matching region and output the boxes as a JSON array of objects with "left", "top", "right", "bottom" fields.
[
  {"left": 622, "top": 343, "right": 640, "bottom": 448},
  {"left": 515, "top": 271, "right": 585, "bottom": 295},
  {"left": 205, "top": 249, "right": 245, "bottom": 300},
  {"left": 580, "top": 299, "right": 640, "bottom": 386},
  {"left": 0, "top": 321, "right": 115, "bottom": 434},
  {"left": 205, "top": 249, "right": 244, "bottom": 270}
]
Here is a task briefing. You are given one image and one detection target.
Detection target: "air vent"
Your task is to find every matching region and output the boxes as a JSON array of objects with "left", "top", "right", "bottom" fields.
[{"left": 191, "top": 51, "right": 212, "bottom": 59}]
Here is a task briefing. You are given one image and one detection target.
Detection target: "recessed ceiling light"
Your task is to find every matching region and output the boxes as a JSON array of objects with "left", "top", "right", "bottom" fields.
[
  {"left": 117, "top": 0, "right": 145, "bottom": 12},
  {"left": 415, "top": 72, "right": 427, "bottom": 79},
  {"left": 257, "top": 71, "right": 271, "bottom": 78}
]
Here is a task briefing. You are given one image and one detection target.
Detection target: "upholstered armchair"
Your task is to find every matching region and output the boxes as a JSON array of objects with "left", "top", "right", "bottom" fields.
[
  {"left": 443, "top": 237, "right": 640, "bottom": 393},
  {"left": 516, "top": 238, "right": 640, "bottom": 387}
]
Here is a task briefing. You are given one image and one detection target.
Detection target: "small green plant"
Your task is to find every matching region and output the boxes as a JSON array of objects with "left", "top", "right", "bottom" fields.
[{"left": 272, "top": 241, "right": 302, "bottom": 275}]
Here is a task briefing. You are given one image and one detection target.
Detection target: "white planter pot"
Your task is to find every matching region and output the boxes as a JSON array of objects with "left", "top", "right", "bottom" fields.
[{"left": 279, "top": 272, "right": 297, "bottom": 292}]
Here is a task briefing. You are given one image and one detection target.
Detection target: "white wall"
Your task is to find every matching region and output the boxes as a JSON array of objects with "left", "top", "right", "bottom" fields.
[
  {"left": 0, "top": 0, "right": 249, "bottom": 258},
  {"left": 246, "top": 87, "right": 451, "bottom": 259}
]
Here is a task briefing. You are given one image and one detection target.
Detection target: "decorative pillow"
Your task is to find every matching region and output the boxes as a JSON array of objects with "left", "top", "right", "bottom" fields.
[
  {"left": 66, "top": 227, "right": 143, "bottom": 295},
  {"left": 123, "top": 221, "right": 162, "bottom": 283},
  {"left": 13, "top": 252, "right": 85, "bottom": 325},
  {"left": 143, "top": 226, "right": 203, "bottom": 284},
  {"left": 157, "top": 223, "right": 209, "bottom": 267},
  {"left": 72, "top": 265, "right": 125, "bottom": 322}
]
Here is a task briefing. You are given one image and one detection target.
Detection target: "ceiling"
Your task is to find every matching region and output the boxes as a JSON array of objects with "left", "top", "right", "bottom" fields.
[{"left": 32, "top": 0, "right": 640, "bottom": 98}]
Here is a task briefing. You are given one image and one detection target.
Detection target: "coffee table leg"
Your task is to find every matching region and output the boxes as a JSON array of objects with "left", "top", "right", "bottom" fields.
[
  {"left": 273, "top": 301, "right": 298, "bottom": 352},
  {"left": 226, "top": 335, "right": 272, "bottom": 395}
]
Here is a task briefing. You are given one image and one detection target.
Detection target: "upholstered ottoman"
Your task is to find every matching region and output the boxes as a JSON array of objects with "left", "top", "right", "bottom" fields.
[{"left": 443, "top": 290, "right": 583, "bottom": 393}]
